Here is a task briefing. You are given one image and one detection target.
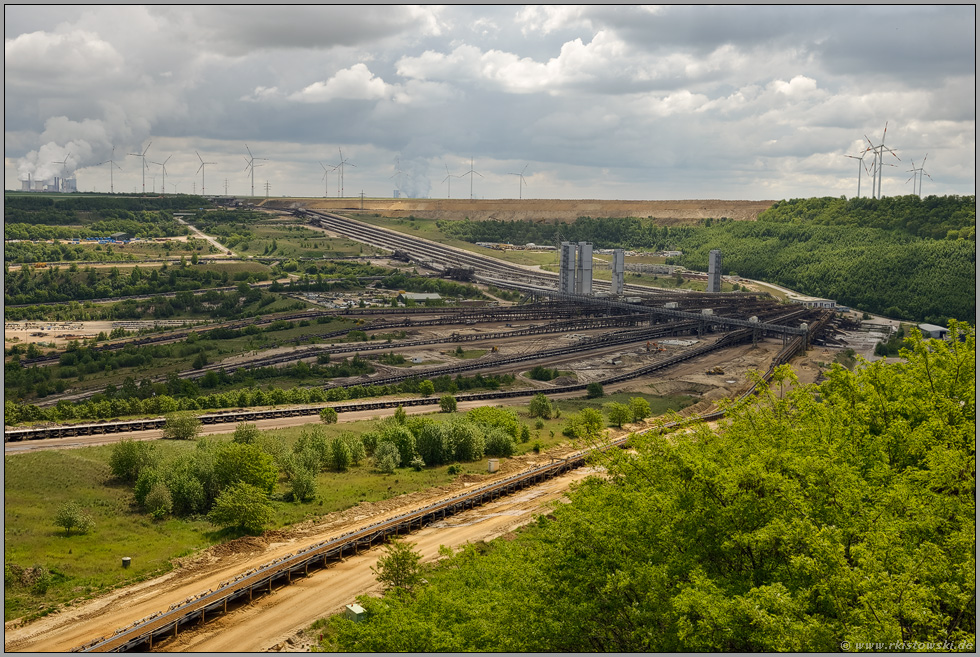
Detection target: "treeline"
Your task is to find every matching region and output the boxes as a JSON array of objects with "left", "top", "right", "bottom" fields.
[
  {"left": 4, "top": 372, "right": 515, "bottom": 424},
  {"left": 436, "top": 196, "right": 976, "bottom": 323},
  {"left": 759, "top": 195, "right": 975, "bottom": 240},
  {"left": 439, "top": 216, "right": 692, "bottom": 251},
  {"left": 322, "top": 324, "right": 976, "bottom": 652},
  {"left": 4, "top": 262, "right": 268, "bottom": 305},
  {"left": 4, "top": 211, "right": 189, "bottom": 241},
  {"left": 4, "top": 194, "right": 209, "bottom": 212},
  {"left": 673, "top": 221, "right": 975, "bottom": 323},
  {"left": 3, "top": 287, "right": 304, "bottom": 323}
]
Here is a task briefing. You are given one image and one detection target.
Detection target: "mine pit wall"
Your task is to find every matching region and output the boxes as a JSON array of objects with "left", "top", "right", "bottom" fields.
[{"left": 260, "top": 198, "right": 777, "bottom": 223}]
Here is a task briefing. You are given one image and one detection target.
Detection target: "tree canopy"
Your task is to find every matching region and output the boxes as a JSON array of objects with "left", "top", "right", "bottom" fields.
[{"left": 325, "top": 322, "right": 976, "bottom": 652}]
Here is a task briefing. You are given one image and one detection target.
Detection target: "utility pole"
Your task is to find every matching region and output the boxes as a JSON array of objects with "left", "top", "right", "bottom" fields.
[
  {"left": 264, "top": 181, "right": 271, "bottom": 198},
  {"left": 360, "top": 190, "right": 365, "bottom": 210}
]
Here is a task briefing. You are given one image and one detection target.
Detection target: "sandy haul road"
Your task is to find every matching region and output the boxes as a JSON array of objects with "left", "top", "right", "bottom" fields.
[{"left": 3, "top": 458, "right": 600, "bottom": 653}]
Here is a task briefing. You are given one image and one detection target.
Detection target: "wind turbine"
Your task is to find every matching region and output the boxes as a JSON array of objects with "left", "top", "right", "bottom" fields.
[
  {"left": 128, "top": 142, "right": 152, "bottom": 194},
  {"left": 863, "top": 122, "right": 900, "bottom": 199},
  {"left": 243, "top": 144, "right": 268, "bottom": 197},
  {"left": 508, "top": 163, "right": 529, "bottom": 199},
  {"left": 442, "top": 163, "right": 460, "bottom": 199},
  {"left": 319, "top": 161, "right": 335, "bottom": 197},
  {"left": 335, "top": 148, "right": 355, "bottom": 197},
  {"left": 51, "top": 152, "right": 72, "bottom": 192},
  {"left": 461, "top": 157, "right": 482, "bottom": 200},
  {"left": 390, "top": 157, "right": 404, "bottom": 196},
  {"left": 150, "top": 155, "right": 172, "bottom": 195},
  {"left": 906, "top": 154, "right": 932, "bottom": 197},
  {"left": 844, "top": 151, "right": 869, "bottom": 198},
  {"left": 196, "top": 151, "right": 216, "bottom": 196},
  {"left": 96, "top": 147, "right": 123, "bottom": 194}
]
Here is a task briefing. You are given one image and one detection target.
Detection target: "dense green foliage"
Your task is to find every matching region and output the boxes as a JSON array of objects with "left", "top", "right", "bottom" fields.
[
  {"left": 4, "top": 193, "right": 209, "bottom": 212},
  {"left": 436, "top": 196, "right": 975, "bottom": 323},
  {"left": 4, "top": 263, "right": 268, "bottom": 305},
  {"left": 4, "top": 371, "right": 517, "bottom": 424},
  {"left": 324, "top": 323, "right": 975, "bottom": 652}
]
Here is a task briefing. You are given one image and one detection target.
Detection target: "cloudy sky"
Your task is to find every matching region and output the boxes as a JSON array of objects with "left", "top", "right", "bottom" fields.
[{"left": 4, "top": 5, "right": 975, "bottom": 200}]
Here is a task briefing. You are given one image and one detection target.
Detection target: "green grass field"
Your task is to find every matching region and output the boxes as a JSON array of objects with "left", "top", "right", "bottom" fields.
[{"left": 3, "top": 391, "right": 696, "bottom": 621}]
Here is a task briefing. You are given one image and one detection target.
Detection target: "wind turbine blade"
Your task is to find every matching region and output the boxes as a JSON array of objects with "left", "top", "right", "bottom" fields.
[
  {"left": 196, "top": 151, "right": 204, "bottom": 163},
  {"left": 921, "top": 153, "right": 928, "bottom": 167}
]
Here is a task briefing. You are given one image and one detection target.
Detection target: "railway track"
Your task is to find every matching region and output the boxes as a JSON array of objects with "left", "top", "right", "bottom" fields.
[{"left": 69, "top": 317, "right": 820, "bottom": 653}]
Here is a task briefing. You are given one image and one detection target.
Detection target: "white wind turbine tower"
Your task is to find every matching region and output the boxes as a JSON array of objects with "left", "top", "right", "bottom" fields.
[
  {"left": 864, "top": 122, "right": 900, "bottom": 199},
  {"left": 51, "top": 152, "right": 72, "bottom": 192},
  {"left": 461, "top": 157, "right": 482, "bottom": 200},
  {"left": 508, "top": 163, "right": 529, "bottom": 199},
  {"left": 96, "top": 147, "right": 123, "bottom": 194},
  {"left": 442, "top": 163, "right": 460, "bottom": 198},
  {"left": 906, "top": 154, "right": 932, "bottom": 197},
  {"left": 128, "top": 142, "right": 152, "bottom": 194},
  {"left": 150, "top": 155, "right": 172, "bottom": 195},
  {"left": 335, "top": 148, "right": 355, "bottom": 197},
  {"left": 243, "top": 144, "right": 268, "bottom": 197},
  {"left": 319, "top": 161, "right": 335, "bottom": 197},
  {"left": 195, "top": 151, "right": 216, "bottom": 196},
  {"left": 844, "top": 151, "right": 869, "bottom": 198},
  {"left": 390, "top": 157, "right": 404, "bottom": 196}
]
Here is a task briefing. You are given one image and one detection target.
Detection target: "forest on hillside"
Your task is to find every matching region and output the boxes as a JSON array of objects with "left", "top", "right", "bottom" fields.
[
  {"left": 321, "top": 324, "right": 976, "bottom": 652},
  {"left": 437, "top": 195, "right": 976, "bottom": 324}
]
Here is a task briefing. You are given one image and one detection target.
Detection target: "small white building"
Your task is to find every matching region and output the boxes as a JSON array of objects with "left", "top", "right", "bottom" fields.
[
  {"left": 398, "top": 292, "right": 442, "bottom": 302},
  {"left": 787, "top": 294, "right": 837, "bottom": 309},
  {"left": 917, "top": 323, "right": 949, "bottom": 339}
]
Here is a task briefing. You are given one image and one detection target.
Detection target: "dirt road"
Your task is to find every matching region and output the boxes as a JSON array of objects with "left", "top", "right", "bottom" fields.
[{"left": 3, "top": 462, "right": 600, "bottom": 653}]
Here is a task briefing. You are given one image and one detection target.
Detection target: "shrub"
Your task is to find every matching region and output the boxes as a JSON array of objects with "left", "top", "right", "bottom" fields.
[
  {"left": 418, "top": 380, "right": 435, "bottom": 397},
  {"left": 586, "top": 382, "right": 605, "bottom": 399},
  {"left": 485, "top": 428, "right": 516, "bottom": 458},
  {"left": 145, "top": 481, "right": 173, "bottom": 520},
  {"left": 163, "top": 412, "right": 201, "bottom": 440},
  {"left": 375, "top": 441, "right": 401, "bottom": 474},
  {"left": 447, "top": 464, "right": 463, "bottom": 475},
  {"left": 54, "top": 501, "right": 94, "bottom": 537},
  {"left": 109, "top": 438, "right": 157, "bottom": 483},
  {"left": 233, "top": 422, "right": 261, "bottom": 444},
  {"left": 439, "top": 394, "right": 457, "bottom": 413},
  {"left": 528, "top": 393, "right": 552, "bottom": 419},
  {"left": 207, "top": 482, "right": 273, "bottom": 535},
  {"left": 629, "top": 397, "right": 651, "bottom": 422},
  {"left": 319, "top": 407, "right": 338, "bottom": 424}
]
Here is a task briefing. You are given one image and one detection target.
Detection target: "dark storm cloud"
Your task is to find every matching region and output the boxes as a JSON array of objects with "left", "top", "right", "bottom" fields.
[{"left": 3, "top": 5, "right": 974, "bottom": 199}]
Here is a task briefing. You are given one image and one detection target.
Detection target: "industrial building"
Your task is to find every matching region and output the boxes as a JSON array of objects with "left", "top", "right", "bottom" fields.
[
  {"left": 21, "top": 176, "right": 76, "bottom": 193},
  {"left": 787, "top": 294, "right": 837, "bottom": 309},
  {"left": 707, "top": 249, "right": 722, "bottom": 293},
  {"left": 575, "top": 242, "right": 593, "bottom": 295},
  {"left": 558, "top": 241, "right": 594, "bottom": 295},
  {"left": 611, "top": 248, "right": 625, "bottom": 295}
]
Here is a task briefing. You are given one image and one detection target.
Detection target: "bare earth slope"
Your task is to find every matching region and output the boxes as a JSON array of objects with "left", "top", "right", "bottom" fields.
[{"left": 260, "top": 198, "right": 775, "bottom": 223}]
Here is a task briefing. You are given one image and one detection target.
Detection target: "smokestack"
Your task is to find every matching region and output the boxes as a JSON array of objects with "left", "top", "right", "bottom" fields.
[{"left": 611, "top": 249, "right": 625, "bottom": 295}]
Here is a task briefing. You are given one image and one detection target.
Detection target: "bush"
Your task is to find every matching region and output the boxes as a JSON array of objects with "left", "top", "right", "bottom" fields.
[
  {"left": 528, "top": 365, "right": 559, "bottom": 381},
  {"left": 233, "top": 422, "right": 261, "bottom": 444},
  {"left": 375, "top": 441, "right": 401, "bottom": 474},
  {"left": 109, "top": 438, "right": 157, "bottom": 483},
  {"left": 319, "top": 407, "right": 338, "bottom": 424},
  {"left": 289, "top": 466, "right": 318, "bottom": 502},
  {"left": 485, "top": 428, "right": 516, "bottom": 458},
  {"left": 528, "top": 393, "right": 552, "bottom": 419},
  {"left": 207, "top": 482, "right": 274, "bottom": 535},
  {"left": 447, "top": 464, "right": 463, "bottom": 475},
  {"left": 629, "top": 397, "right": 651, "bottom": 422},
  {"left": 410, "top": 455, "right": 426, "bottom": 471},
  {"left": 439, "top": 394, "right": 457, "bottom": 413},
  {"left": 145, "top": 481, "right": 173, "bottom": 520},
  {"left": 418, "top": 380, "right": 435, "bottom": 397},
  {"left": 586, "top": 382, "right": 605, "bottom": 399},
  {"left": 163, "top": 412, "right": 201, "bottom": 440},
  {"left": 54, "top": 501, "right": 94, "bottom": 537},
  {"left": 604, "top": 402, "right": 633, "bottom": 428}
]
